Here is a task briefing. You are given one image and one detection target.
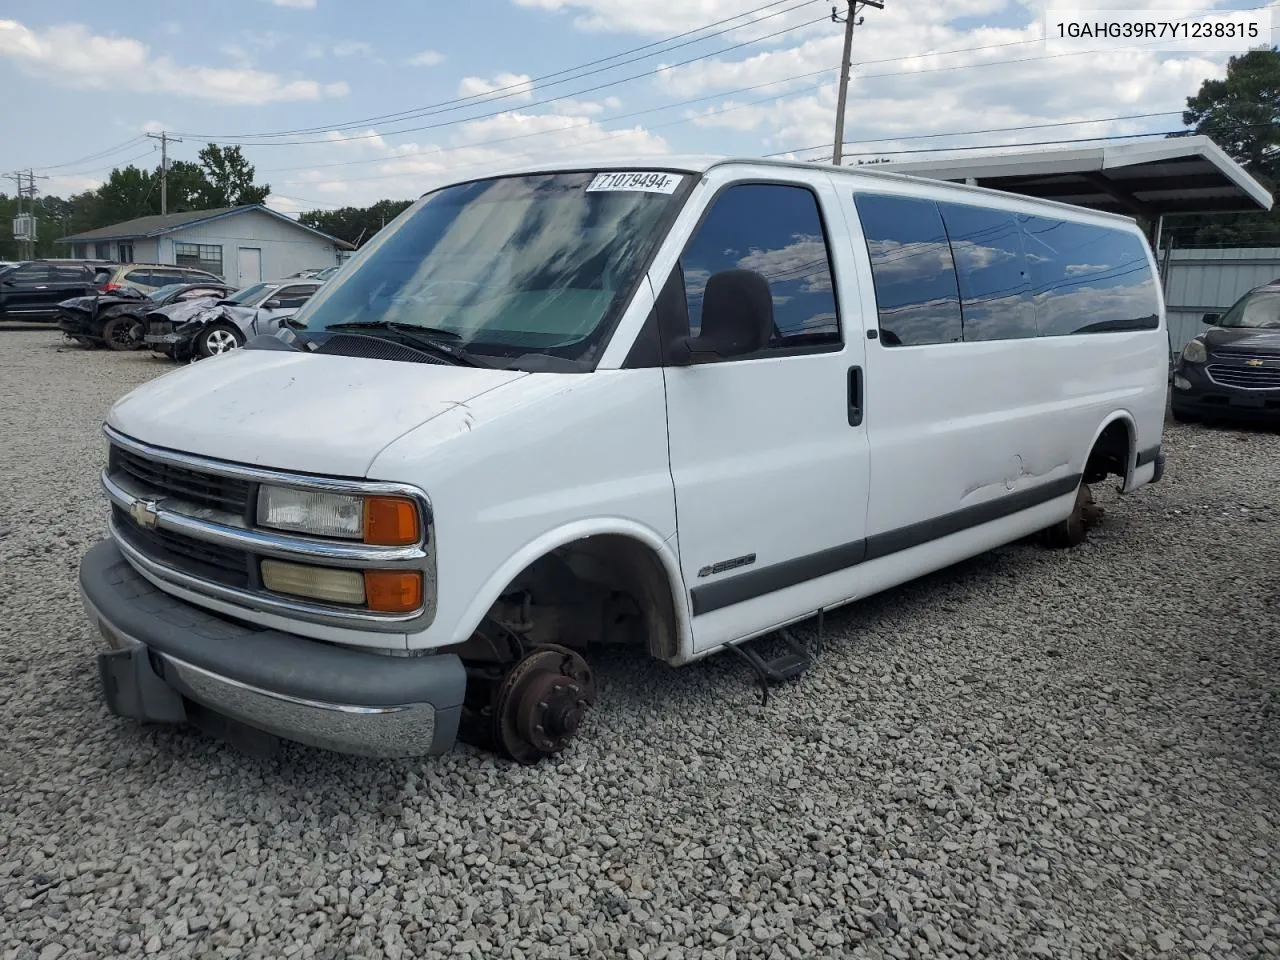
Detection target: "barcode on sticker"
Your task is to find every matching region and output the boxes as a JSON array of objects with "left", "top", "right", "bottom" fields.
[{"left": 587, "top": 171, "right": 682, "bottom": 194}]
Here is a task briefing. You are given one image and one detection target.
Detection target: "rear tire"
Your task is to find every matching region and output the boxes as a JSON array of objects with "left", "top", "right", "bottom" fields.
[
  {"left": 1040, "top": 483, "right": 1095, "bottom": 549},
  {"left": 196, "top": 322, "right": 245, "bottom": 359},
  {"left": 101, "top": 315, "right": 140, "bottom": 351}
]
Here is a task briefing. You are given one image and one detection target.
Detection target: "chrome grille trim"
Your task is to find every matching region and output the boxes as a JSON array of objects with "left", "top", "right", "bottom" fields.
[
  {"left": 101, "top": 424, "right": 437, "bottom": 631},
  {"left": 1205, "top": 364, "right": 1280, "bottom": 391},
  {"left": 102, "top": 471, "right": 427, "bottom": 565}
]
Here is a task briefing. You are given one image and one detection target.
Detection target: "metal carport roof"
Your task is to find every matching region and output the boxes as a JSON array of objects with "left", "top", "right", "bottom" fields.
[{"left": 875, "top": 134, "right": 1273, "bottom": 218}]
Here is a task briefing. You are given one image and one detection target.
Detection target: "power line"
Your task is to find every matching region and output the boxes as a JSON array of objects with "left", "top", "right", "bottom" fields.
[
  {"left": 31, "top": 136, "right": 149, "bottom": 173},
  {"left": 178, "top": 11, "right": 832, "bottom": 147},
  {"left": 23, "top": 2, "right": 1279, "bottom": 180},
  {"left": 217, "top": 14, "right": 1269, "bottom": 153},
  {"left": 174, "top": 0, "right": 826, "bottom": 142},
  {"left": 50, "top": 147, "right": 159, "bottom": 179},
  {"left": 767, "top": 110, "right": 1188, "bottom": 157}
]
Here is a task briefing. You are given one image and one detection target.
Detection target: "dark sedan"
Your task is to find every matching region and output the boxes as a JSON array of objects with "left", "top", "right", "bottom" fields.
[
  {"left": 1172, "top": 280, "right": 1280, "bottom": 423},
  {"left": 57, "top": 281, "right": 236, "bottom": 350}
]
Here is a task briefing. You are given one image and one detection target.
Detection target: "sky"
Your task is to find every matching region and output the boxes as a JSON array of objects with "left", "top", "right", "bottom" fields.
[{"left": 0, "top": 0, "right": 1275, "bottom": 216}]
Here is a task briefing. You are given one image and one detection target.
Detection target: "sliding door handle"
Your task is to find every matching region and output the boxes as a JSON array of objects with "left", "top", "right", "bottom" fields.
[{"left": 847, "top": 365, "right": 864, "bottom": 427}]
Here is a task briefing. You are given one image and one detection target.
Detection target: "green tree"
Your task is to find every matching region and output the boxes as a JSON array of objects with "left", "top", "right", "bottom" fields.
[
  {"left": 197, "top": 144, "right": 270, "bottom": 207},
  {"left": 1174, "top": 47, "right": 1280, "bottom": 247},
  {"left": 299, "top": 199, "right": 414, "bottom": 246},
  {"left": 164, "top": 160, "right": 216, "bottom": 213},
  {"left": 90, "top": 165, "right": 159, "bottom": 226}
]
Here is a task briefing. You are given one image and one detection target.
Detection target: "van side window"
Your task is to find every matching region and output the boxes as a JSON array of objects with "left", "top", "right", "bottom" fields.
[
  {"left": 937, "top": 202, "right": 1037, "bottom": 342},
  {"left": 853, "top": 194, "right": 963, "bottom": 346},
  {"left": 1018, "top": 216, "right": 1160, "bottom": 335},
  {"left": 681, "top": 183, "right": 840, "bottom": 353}
]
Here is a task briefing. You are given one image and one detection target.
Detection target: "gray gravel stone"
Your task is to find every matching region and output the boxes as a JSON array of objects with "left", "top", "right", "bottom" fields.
[{"left": 0, "top": 332, "right": 1278, "bottom": 960}]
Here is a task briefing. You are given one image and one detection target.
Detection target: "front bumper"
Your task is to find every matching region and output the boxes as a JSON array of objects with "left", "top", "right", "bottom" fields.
[
  {"left": 57, "top": 312, "right": 98, "bottom": 338},
  {"left": 144, "top": 332, "right": 188, "bottom": 345},
  {"left": 1172, "top": 361, "right": 1280, "bottom": 421},
  {"left": 79, "top": 539, "right": 465, "bottom": 758}
]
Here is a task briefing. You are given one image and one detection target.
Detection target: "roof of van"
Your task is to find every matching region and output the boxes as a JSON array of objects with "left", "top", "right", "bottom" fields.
[{"left": 417, "top": 153, "right": 1142, "bottom": 225}]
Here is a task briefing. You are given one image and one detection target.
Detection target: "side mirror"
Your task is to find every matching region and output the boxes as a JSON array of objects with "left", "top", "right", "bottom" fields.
[
  {"left": 1202, "top": 312, "right": 1220, "bottom": 325},
  {"left": 670, "top": 269, "right": 774, "bottom": 365},
  {"left": 263, "top": 299, "right": 282, "bottom": 310}
]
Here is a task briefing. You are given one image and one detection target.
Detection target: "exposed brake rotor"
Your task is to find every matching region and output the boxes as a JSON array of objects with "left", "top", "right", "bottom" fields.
[{"left": 493, "top": 644, "right": 596, "bottom": 765}]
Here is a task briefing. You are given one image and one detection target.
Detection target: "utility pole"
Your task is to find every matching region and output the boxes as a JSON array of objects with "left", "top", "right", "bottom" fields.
[
  {"left": 831, "top": 0, "right": 883, "bottom": 166},
  {"left": 6, "top": 169, "right": 46, "bottom": 259},
  {"left": 146, "top": 131, "right": 183, "bottom": 215}
]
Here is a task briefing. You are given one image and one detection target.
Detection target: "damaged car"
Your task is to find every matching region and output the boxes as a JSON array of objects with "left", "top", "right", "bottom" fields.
[
  {"left": 57, "top": 280, "right": 236, "bottom": 350},
  {"left": 145, "top": 279, "right": 324, "bottom": 361}
]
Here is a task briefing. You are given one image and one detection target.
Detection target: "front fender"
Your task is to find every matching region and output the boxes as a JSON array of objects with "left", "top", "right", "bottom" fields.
[{"left": 443, "top": 518, "right": 692, "bottom": 661}]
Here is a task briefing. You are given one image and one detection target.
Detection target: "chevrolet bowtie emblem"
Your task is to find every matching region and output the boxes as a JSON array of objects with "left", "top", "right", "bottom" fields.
[
  {"left": 129, "top": 499, "right": 159, "bottom": 529},
  {"left": 1247, "top": 358, "right": 1264, "bottom": 367}
]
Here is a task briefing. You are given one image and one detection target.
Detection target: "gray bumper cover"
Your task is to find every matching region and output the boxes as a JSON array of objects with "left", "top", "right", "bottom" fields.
[{"left": 79, "top": 539, "right": 465, "bottom": 757}]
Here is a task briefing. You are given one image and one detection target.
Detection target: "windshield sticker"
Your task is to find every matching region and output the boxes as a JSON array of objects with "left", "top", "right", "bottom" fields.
[{"left": 586, "top": 171, "right": 682, "bottom": 194}]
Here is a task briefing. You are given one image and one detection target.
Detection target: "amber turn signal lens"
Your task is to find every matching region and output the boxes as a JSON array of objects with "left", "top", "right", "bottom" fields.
[
  {"left": 363, "top": 496, "right": 419, "bottom": 546},
  {"left": 364, "top": 570, "right": 423, "bottom": 613}
]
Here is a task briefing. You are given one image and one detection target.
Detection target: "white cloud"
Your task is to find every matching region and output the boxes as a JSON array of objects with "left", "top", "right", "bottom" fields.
[
  {"left": 511, "top": 0, "right": 820, "bottom": 35},
  {"left": 141, "top": 119, "right": 167, "bottom": 135},
  {"left": 332, "top": 40, "right": 373, "bottom": 58},
  {"left": 279, "top": 106, "right": 669, "bottom": 206},
  {"left": 270, "top": 0, "right": 317, "bottom": 8},
  {"left": 660, "top": 1, "right": 1229, "bottom": 162},
  {"left": 324, "top": 128, "right": 388, "bottom": 150},
  {"left": 0, "top": 19, "right": 347, "bottom": 104},
  {"left": 457, "top": 72, "right": 536, "bottom": 101},
  {"left": 408, "top": 49, "right": 444, "bottom": 67},
  {"left": 46, "top": 174, "right": 106, "bottom": 196}
]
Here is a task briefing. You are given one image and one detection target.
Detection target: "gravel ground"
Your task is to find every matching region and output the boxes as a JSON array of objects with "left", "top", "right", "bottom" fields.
[{"left": 1, "top": 330, "right": 1278, "bottom": 960}]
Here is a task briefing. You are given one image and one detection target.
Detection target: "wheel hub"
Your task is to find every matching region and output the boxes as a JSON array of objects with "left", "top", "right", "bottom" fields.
[{"left": 493, "top": 644, "right": 596, "bottom": 764}]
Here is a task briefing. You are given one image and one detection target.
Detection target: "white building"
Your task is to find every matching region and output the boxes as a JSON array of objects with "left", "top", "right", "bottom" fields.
[{"left": 58, "top": 205, "right": 354, "bottom": 287}]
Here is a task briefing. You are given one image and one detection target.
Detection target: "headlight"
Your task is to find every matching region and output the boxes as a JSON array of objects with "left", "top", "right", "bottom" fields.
[
  {"left": 256, "top": 486, "right": 420, "bottom": 545},
  {"left": 1182, "top": 339, "right": 1207, "bottom": 364}
]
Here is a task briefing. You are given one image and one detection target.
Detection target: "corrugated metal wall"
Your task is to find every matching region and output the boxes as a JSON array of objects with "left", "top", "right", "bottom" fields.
[{"left": 1164, "top": 247, "right": 1280, "bottom": 356}]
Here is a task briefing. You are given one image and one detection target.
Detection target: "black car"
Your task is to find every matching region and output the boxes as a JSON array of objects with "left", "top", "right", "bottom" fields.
[
  {"left": 1171, "top": 279, "right": 1280, "bottom": 423},
  {"left": 0, "top": 260, "right": 113, "bottom": 323},
  {"left": 57, "top": 280, "right": 237, "bottom": 350}
]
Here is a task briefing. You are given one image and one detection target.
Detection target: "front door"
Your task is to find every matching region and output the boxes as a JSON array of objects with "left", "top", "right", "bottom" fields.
[
  {"left": 237, "top": 247, "right": 262, "bottom": 287},
  {"left": 2, "top": 263, "right": 54, "bottom": 319},
  {"left": 661, "top": 175, "right": 871, "bottom": 653}
]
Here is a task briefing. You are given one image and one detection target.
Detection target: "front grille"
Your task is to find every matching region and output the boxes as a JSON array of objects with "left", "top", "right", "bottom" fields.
[
  {"left": 113, "top": 505, "right": 250, "bottom": 588},
  {"left": 1206, "top": 363, "right": 1280, "bottom": 390},
  {"left": 111, "top": 444, "right": 253, "bottom": 514},
  {"left": 147, "top": 319, "right": 174, "bottom": 336}
]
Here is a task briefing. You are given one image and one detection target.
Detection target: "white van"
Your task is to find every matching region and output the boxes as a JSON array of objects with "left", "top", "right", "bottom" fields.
[{"left": 79, "top": 156, "right": 1168, "bottom": 764}]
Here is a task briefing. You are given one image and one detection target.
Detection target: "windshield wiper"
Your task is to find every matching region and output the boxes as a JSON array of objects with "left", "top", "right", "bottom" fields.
[{"left": 324, "top": 320, "right": 487, "bottom": 366}]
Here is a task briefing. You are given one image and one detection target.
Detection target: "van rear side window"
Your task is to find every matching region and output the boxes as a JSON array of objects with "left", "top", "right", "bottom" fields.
[
  {"left": 1018, "top": 216, "right": 1160, "bottom": 335},
  {"left": 855, "top": 192, "right": 1160, "bottom": 344},
  {"left": 937, "top": 202, "right": 1037, "bottom": 342},
  {"left": 852, "top": 194, "right": 963, "bottom": 347}
]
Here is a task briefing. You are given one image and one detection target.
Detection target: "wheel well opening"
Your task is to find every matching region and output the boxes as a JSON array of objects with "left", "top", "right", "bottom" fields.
[
  {"left": 1084, "top": 419, "right": 1133, "bottom": 485},
  {"left": 453, "top": 535, "right": 680, "bottom": 664}
]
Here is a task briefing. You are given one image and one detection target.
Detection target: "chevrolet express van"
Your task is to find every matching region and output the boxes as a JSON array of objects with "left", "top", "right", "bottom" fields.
[{"left": 78, "top": 156, "right": 1168, "bottom": 764}]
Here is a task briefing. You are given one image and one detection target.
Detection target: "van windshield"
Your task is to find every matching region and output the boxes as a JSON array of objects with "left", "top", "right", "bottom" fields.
[
  {"left": 1218, "top": 290, "right": 1280, "bottom": 329},
  {"left": 290, "top": 170, "right": 690, "bottom": 367}
]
